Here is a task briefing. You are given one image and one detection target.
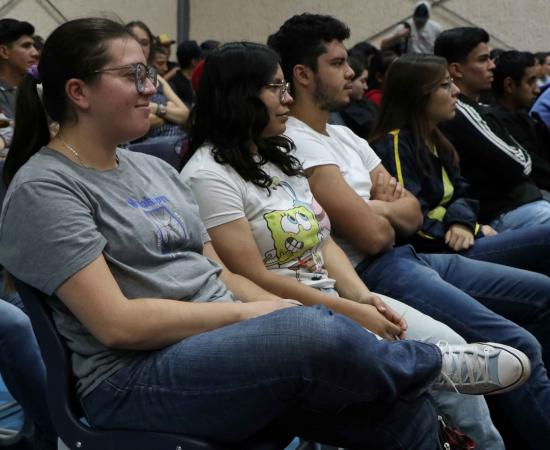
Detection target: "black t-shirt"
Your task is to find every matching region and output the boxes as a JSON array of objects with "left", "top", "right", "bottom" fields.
[{"left": 168, "top": 71, "right": 195, "bottom": 108}]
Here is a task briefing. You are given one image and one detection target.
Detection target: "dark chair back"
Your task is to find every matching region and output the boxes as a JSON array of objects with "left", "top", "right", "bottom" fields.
[
  {"left": 14, "top": 279, "right": 249, "bottom": 450},
  {"left": 128, "top": 141, "right": 181, "bottom": 169},
  {"left": 0, "top": 159, "right": 6, "bottom": 209}
]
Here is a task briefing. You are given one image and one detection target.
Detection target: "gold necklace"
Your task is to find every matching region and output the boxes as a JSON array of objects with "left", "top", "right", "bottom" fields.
[
  {"left": 57, "top": 136, "right": 119, "bottom": 168},
  {"left": 57, "top": 136, "right": 88, "bottom": 168}
]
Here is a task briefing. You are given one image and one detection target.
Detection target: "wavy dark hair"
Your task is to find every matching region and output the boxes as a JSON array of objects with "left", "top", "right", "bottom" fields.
[
  {"left": 370, "top": 54, "right": 459, "bottom": 175},
  {"left": 187, "top": 42, "right": 303, "bottom": 191},
  {"left": 4, "top": 18, "right": 134, "bottom": 186}
]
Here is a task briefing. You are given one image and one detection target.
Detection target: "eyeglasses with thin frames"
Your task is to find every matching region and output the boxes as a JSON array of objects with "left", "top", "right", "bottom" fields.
[
  {"left": 265, "top": 81, "right": 291, "bottom": 101},
  {"left": 89, "top": 63, "right": 157, "bottom": 94}
]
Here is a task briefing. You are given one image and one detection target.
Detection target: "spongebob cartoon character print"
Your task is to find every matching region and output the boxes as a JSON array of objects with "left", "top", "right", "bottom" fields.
[{"left": 263, "top": 180, "right": 329, "bottom": 280}]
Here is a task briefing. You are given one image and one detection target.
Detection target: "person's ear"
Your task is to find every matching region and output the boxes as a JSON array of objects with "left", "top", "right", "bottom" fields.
[
  {"left": 0, "top": 44, "right": 10, "bottom": 60},
  {"left": 293, "top": 64, "right": 313, "bottom": 89},
  {"left": 448, "top": 62, "right": 463, "bottom": 81},
  {"left": 503, "top": 76, "right": 515, "bottom": 95},
  {"left": 65, "top": 78, "right": 92, "bottom": 111}
]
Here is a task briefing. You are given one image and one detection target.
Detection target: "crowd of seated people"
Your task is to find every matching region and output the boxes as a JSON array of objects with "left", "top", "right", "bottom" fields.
[{"left": 0, "top": 9, "right": 550, "bottom": 450}]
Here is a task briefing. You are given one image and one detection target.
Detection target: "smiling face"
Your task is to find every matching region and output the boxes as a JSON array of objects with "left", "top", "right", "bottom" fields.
[
  {"left": 85, "top": 37, "right": 156, "bottom": 143},
  {"left": 311, "top": 39, "right": 355, "bottom": 111},
  {"left": 259, "top": 65, "right": 293, "bottom": 137},
  {"left": 426, "top": 70, "right": 460, "bottom": 125}
]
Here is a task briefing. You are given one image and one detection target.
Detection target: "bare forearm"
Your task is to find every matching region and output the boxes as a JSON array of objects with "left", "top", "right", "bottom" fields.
[
  {"left": 369, "top": 198, "right": 422, "bottom": 237},
  {"left": 164, "top": 102, "right": 189, "bottom": 124},
  {"left": 85, "top": 297, "right": 248, "bottom": 350},
  {"left": 322, "top": 239, "right": 371, "bottom": 301},
  {"left": 221, "top": 271, "right": 281, "bottom": 303}
]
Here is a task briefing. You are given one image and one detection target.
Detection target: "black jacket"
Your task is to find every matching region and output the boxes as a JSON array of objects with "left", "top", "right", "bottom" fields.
[
  {"left": 487, "top": 105, "right": 550, "bottom": 192},
  {"left": 438, "top": 94, "right": 541, "bottom": 222},
  {"left": 373, "top": 128, "right": 481, "bottom": 253}
]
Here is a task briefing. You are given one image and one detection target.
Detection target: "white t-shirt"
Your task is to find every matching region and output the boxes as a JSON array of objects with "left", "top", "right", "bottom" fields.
[
  {"left": 285, "top": 116, "right": 381, "bottom": 266},
  {"left": 181, "top": 144, "right": 335, "bottom": 288}
]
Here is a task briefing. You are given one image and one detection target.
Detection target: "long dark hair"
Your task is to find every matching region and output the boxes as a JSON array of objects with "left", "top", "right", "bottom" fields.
[
  {"left": 370, "top": 54, "right": 458, "bottom": 175},
  {"left": 3, "top": 18, "right": 134, "bottom": 187},
  {"left": 187, "top": 42, "right": 303, "bottom": 190}
]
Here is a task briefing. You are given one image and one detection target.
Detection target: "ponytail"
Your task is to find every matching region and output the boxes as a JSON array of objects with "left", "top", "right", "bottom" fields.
[
  {"left": 2, "top": 17, "right": 135, "bottom": 187},
  {"left": 3, "top": 75, "right": 50, "bottom": 187}
]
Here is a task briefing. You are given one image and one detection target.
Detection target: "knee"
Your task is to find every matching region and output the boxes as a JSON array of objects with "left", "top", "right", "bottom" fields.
[
  {"left": 273, "top": 305, "right": 369, "bottom": 362},
  {"left": 0, "top": 302, "right": 34, "bottom": 345},
  {"left": 505, "top": 327, "right": 542, "bottom": 360}
]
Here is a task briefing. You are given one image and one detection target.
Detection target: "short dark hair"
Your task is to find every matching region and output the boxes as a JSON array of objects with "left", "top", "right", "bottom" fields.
[
  {"left": 267, "top": 13, "right": 350, "bottom": 83},
  {"left": 200, "top": 40, "right": 220, "bottom": 55},
  {"left": 534, "top": 51, "right": 550, "bottom": 65},
  {"left": 348, "top": 56, "right": 365, "bottom": 81},
  {"left": 176, "top": 40, "right": 202, "bottom": 68},
  {"left": 492, "top": 50, "right": 537, "bottom": 97},
  {"left": 434, "top": 27, "right": 489, "bottom": 64},
  {"left": 0, "top": 18, "right": 34, "bottom": 45},
  {"left": 348, "top": 41, "right": 379, "bottom": 69}
]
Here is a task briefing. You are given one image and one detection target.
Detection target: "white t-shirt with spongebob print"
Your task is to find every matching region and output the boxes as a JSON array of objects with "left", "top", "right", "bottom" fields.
[{"left": 181, "top": 144, "right": 336, "bottom": 288}]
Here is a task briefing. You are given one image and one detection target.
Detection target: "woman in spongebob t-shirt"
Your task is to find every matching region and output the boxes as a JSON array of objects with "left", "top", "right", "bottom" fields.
[{"left": 180, "top": 42, "right": 514, "bottom": 447}]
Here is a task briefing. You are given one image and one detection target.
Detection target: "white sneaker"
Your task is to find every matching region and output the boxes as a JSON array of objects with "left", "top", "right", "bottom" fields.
[{"left": 433, "top": 341, "right": 531, "bottom": 395}]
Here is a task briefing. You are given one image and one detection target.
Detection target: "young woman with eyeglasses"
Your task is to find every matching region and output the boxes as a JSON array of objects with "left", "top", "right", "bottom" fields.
[
  {"left": 0, "top": 21, "right": 527, "bottom": 449},
  {"left": 370, "top": 54, "right": 550, "bottom": 279}
]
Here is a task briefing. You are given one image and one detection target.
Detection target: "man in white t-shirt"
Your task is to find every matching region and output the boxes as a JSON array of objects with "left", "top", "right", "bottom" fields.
[{"left": 268, "top": 13, "right": 550, "bottom": 449}]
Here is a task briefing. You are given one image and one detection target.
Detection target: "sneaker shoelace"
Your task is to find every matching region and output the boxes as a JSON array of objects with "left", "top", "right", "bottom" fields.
[{"left": 438, "top": 341, "right": 490, "bottom": 393}]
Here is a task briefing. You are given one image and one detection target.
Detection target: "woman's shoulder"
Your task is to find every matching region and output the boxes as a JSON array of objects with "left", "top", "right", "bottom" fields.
[{"left": 9, "top": 147, "right": 82, "bottom": 189}]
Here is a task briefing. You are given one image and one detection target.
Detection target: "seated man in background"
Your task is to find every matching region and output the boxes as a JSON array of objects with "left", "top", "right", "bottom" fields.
[
  {"left": 169, "top": 40, "right": 202, "bottom": 108},
  {"left": 489, "top": 50, "right": 550, "bottom": 199},
  {"left": 269, "top": 13, "right": 550, "bottom": 449},
  {"left": 435, "top": 27, "right": 550, "bottom": 231},
  {"left": 434, "top": 27, "right": 550, "bottom": 232},
  {"left": 0, "top": 18, "right": 38, "bottom": 156}
]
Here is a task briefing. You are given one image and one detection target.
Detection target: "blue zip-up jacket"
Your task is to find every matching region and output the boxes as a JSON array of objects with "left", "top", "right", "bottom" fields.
[{"left": 372, "top": 128, "right": 482, "bottom": 253}]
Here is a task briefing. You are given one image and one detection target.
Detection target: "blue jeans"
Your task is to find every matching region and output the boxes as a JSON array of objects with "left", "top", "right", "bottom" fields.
[
  {"left": 462, "top": 225, "right": 550, "bottom": 276},
  {"left": 360, "top": 245, "right": 550, "bottom": 449},
  {"left": 490, "top": 199, "right": 550, "bottom": 231},
  {"left": 83, "top": 306, "right": 441, "bottom": 449},
  {"left": 0, "top": 297, "right": 55, "bottom": 440}
]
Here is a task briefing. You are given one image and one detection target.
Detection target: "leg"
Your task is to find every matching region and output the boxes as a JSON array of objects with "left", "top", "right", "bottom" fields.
[
  {"left": 361, "top": 246, "right": 550, "bottom": 449},
  {"left": 490, "top": 199, "right": 550, "bottom": 232},
  {"left": 82, "top": 306, "right": 442, "bottom": 449},
  {"left": 418, "top": 252, "right": 550, "bottom": 365},
  {"left": 463, "top": 225, "right": 550, "bottom": 275},
  {"left": 380, "top": 295, "right": 504, "bottom": 450},
  {"left": 0, "top": 298, "right": 56, "bottom": 444}
]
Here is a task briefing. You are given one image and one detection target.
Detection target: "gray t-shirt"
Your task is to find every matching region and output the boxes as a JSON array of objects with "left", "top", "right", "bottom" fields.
[{"left": 0, "top": 147, "right": 233, "bottom": 397}]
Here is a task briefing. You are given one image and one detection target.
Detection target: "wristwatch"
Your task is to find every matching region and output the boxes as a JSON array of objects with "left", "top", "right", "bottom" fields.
[{"left": 155, "top": 103, "right": 167, "bottom": 117}]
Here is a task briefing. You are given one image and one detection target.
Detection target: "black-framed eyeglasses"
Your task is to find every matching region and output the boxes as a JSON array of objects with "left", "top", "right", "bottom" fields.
[
  {"left": 90, "top": 63, "right": 157, "bottom": 94},
  {"left": 265, "top": 81, "right": 290, "bottom": 100}
]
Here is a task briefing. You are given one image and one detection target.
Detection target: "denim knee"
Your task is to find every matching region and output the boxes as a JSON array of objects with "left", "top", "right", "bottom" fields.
[
  {"left": 504, "top": 325, "right": 543, "bottom": 361},
  {"left": 0, "top": 301, "right": 33, "bottom": 345}
]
